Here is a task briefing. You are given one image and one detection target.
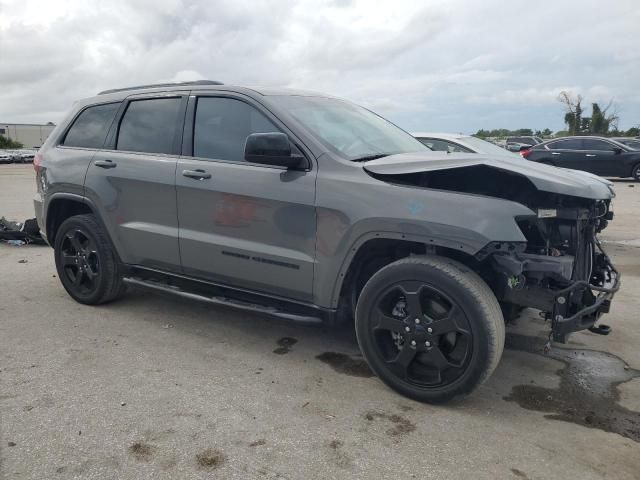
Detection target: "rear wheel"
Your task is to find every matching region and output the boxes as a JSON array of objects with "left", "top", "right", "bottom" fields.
[
  {"left": 355, "top": 256, "right": 504, "bottom": 403},
  {"left": 632, "top": 163, "right": 640, "bottom": 181},
  {"left": 54, "top": 214, "right": 126, "bottom": 305}
]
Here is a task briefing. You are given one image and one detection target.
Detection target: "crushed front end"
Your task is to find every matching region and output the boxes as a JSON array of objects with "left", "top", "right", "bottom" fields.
[{"left": 480, "top": 196, "right": 620, "bottom": 343}]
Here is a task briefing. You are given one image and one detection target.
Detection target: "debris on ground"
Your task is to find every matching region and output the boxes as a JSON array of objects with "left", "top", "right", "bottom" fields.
[{"left": 0, "top": 217, "right": 46, "bottom": 245}]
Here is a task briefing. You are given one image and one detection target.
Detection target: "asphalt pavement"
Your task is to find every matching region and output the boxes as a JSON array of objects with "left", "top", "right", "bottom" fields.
[{"left": 1, "top": 164, "right": 639, "bottom": 479}]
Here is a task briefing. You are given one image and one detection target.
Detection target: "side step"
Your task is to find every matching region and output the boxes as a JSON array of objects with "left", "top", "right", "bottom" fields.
[{"left": 123, "top": 276, "right": 323, "bottom": 324}]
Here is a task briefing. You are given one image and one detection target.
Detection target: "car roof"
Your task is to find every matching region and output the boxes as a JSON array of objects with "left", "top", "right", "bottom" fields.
[
  {"left": 538, "top": 136, "right": 631, "bottom": 149},
  {"left": 411, "top": 132, "right": 469, "bottom": 140},
  {"left": 76, "top": 82, "right": 337, "bottom": 109}
]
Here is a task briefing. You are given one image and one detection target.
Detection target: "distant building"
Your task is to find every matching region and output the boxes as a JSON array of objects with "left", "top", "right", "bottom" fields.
[{"left": 0, "top": 122, "right": 56, "bottom": 148}]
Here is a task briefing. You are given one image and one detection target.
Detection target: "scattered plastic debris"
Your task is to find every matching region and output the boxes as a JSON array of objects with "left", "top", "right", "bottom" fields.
[{"left": 0, "top": 217, "right": 46, "bottom": 245}]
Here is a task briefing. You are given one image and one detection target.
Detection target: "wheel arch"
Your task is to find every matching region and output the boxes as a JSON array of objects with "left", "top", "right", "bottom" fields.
[
  {"left": 45, "top": 194, "right": 105, "bottom": 246},
  {"left": 330, "top": 231, "right": 481, "bottom": 315}
]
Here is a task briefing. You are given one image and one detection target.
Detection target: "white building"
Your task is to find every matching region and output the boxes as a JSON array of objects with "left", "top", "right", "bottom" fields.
[{"left": 1, "top": 123, "right": 56, "bottom": 148}]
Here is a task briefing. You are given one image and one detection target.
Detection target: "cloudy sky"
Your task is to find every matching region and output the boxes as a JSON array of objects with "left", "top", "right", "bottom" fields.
[{"left": 1, "top": 0, "right": 639, "bottom": 132}]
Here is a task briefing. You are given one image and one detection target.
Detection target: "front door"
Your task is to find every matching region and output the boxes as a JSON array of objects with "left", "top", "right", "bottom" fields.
[
  {"left": 176, "top": 95, "right": 317, "bottom": 302},
  {"left": 580, "top": 138, "right": 624, "bottom": 176}
]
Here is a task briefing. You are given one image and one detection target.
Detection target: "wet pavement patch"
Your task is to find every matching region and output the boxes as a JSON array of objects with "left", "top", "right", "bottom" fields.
[
  {"left": 196, "top": 448, "right": 225, "bottom": 469},
  {"left": 273, "top": 337, "right": 298, "bottom": 355},
  {"left": 129, "top": 442, "right": 154, "bottom": 461},
  {"left": 364, "top": 411, "right": 416, "bottom": 437},
  {"left": 504, "top": 333, "right": 640, "bottom": 442},
  {"left": 316, "top": 352, "right": 374, "bottom": 378}
]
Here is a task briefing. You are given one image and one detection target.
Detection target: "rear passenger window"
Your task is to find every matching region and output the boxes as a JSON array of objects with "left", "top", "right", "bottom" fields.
[
  {"left": 193, "top": 97, "right": 280, "bottom": 162},
  {"left": 548, "top": 139, "right": 582, "bottom": 150},
  {"left": 117, "top": 98, "right": 182, "bottom": 154},
  {"left": 63, "top": 103, "right": 120, "bottom": 148}
]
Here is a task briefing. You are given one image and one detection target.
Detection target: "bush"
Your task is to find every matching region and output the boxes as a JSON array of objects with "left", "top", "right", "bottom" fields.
[{"left": 0, "top": 135, "right": 23, "bottom": 149}]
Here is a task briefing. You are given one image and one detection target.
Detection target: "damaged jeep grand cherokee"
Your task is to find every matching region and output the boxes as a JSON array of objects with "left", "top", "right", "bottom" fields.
[{"left": 34, "top": 82, "right": 620, "bottom": 403}]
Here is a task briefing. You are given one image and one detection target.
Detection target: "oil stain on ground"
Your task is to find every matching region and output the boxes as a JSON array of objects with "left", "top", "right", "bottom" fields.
[
  {"left": 364, "top": 411, "right": 416, "bottom": 436},
  {"left": 273, "top": 337, "right": 298, "bottom": 355},
  {"left": 128, "top": 442, "right": 155, "bottom": 461},
  {"left": 504, "top": 333, "right": 640, "bottom": 442},
  {"left": 316, "top": 352, "right": 374, "bottom": 378},
  {"left": 196, "top": 448, "right": 226, "bottom": 469}
]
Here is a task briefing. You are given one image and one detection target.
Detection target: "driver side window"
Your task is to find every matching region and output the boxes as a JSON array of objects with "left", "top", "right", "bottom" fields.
[{"left": 193, "top": 97, "right": 281, "bottom": 162}]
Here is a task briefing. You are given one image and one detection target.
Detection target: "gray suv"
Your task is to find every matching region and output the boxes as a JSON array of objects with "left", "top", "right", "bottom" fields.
[{"left": 34, "top": 81, "right": 620, "bottom": 403}]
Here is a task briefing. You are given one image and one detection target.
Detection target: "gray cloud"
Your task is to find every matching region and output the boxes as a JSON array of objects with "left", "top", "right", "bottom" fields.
[{"left": 1, "top": 0, "right": 638, "bottom": 131}]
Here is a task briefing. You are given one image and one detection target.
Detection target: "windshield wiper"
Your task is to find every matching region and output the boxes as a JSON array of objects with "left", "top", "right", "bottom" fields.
[{"left": 351, "top": 153, "right": 392, "bottom": 162}]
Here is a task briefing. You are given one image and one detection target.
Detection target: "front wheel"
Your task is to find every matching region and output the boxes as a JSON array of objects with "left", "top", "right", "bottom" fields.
[
  {"left": 632, "top": 163, "right": 640, "bottom": 181},
  {"left": 355, "top": 256, "right": 504, "bottom": 403}
]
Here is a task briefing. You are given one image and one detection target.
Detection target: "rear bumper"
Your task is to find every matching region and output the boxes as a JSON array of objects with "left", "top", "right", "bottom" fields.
[{"left": 33, "top": 192, "right": 49, "bottom": 245}]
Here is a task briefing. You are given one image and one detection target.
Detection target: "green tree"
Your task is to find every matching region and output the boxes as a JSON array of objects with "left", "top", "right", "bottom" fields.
[{"left": 0, "top": 135, "right": 23, "bottom": 149}]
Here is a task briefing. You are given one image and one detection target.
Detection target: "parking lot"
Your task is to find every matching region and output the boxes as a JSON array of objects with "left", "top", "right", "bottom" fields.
[{"left": 1, "top": 163, "right": 639, "bottom": 479}]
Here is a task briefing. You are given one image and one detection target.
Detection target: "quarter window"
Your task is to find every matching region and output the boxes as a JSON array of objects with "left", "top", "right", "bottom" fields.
[
  {"left": 63, "top": 103, "right": 120, "bottom": 148},
  {"left": 117, "top": 98, "right": 182, "bottom": 154},
  {"left": 193, "top": 97, "right": 280, "bottom": 162}
]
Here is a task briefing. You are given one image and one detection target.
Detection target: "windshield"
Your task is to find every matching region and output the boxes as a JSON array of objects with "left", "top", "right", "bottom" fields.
[
  {"left": 268, "top": 95, "right": 428, "bottom": 161},
  {"left": 461, "top": 136, "right": 519, "bottom": 157}
]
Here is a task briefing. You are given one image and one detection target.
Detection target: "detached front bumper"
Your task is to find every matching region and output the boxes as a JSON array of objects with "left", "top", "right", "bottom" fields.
[
  {"left": 549, "top": 254, "right": 620, "bottom": 342},
  {"left": 492, "top": 241, "right": 621, "bottom": 343}
]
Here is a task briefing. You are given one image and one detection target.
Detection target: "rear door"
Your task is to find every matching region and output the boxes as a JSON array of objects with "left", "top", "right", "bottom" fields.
[
  {"left": 176, "top": 93, "right": 317, "bottom": 301},
  {"left": 84, "top": 93, "right": 187, "bottom": 271},
  {"left": 544, "top": 138, "right": 584, "bottom": 169}
]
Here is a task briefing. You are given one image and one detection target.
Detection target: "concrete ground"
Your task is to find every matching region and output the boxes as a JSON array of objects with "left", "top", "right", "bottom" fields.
[{"left": 1, "top": 163, "right": 639, "bottom": 479}]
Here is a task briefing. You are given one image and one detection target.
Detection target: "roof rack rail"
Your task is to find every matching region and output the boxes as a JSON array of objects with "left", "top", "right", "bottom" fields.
[{"left": 97, "top": 80, "right": 224, "bottom": 95}]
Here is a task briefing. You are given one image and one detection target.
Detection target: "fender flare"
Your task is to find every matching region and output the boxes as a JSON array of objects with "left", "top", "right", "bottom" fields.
[{"left": 327, "top": 230, "right": 482, "bottom": 308}]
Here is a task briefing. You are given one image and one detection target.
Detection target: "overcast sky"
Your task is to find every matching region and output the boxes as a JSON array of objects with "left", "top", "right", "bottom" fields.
[{"left": 1, "top": 0, "right": 639, "bottom": 132}]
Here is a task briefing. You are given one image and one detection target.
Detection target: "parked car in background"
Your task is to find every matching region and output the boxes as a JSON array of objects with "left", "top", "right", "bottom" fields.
[
  {"left": 612, "top": 137, "right": 640, "bottom": 150},
  {"left": 413, "top": 132, "right": 519, "bottom": 157},
  {"left": 523, "top": 136, "right": 640, "bottom": 180},
  {"left": 506, "top": 142, "right": 532, "bottom": 152},
  {"left": 0, "top": 152, "right": 12, "bottom": 164},
  {"left": 18, "top": 150, "right": 35, "bottom": 163},
  {"left": 506, "top": 136, "right": 543, "bottom": 147}
]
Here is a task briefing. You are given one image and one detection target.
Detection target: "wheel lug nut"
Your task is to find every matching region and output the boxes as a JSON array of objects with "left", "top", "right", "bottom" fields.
[
  {"left": 414, "top": 318, "right": 420, "bottom": 324},
  {"left": 427, "top": 327, "right": 433, "bottom": 333},
  {"left": 410, "top": 340, "right": 416, "bottom": 347},
  {"left": 425, "top": 341, "right": 431, "bottom": 347},
  {"left": 404, "top": 326, "right": 410, "bottom": 332}
]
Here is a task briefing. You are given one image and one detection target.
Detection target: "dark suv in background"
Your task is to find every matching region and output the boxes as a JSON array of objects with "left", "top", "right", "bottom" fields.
[
  {"left": 523, "top": 136, "right": 640, "bottom": 180},
  {"left": 34, "top": 81, "right": 619, "bottom": 403}
]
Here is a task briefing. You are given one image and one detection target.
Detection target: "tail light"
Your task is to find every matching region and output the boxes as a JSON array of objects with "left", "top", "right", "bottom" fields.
[
  {"left": 33, "top": 152, "right": 43, "bottom": 172},
  {"left": 519, "top": 148, "right": 531, "bottom": 158}
]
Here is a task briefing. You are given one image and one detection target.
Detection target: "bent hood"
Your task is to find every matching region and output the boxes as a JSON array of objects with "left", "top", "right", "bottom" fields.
[{"left": 363, "top": 152, "right": 614, "bottom": 200}]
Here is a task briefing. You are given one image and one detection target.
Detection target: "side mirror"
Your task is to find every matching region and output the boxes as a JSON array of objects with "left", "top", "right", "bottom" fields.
[
  {"left": 613, "top": 147, "right": 622, "bottom": 155},
  {"left": 244, "top": 132, "right": 303, "bottom": 169}
]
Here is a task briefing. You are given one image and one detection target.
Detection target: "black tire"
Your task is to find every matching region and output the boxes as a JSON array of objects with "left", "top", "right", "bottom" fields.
[
  {"left": 632, "top": 163, "right": 640, "bottom": 181},
  {"left": 54, "top": 214, "right": 126, "bottom": 305},
  {"left": 355, "top": 256, "right": 504, "bottom": 403}
]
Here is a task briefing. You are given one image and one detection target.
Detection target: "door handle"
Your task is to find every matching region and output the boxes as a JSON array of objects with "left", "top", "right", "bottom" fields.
[
  {"left": 182, "top": 169, "right": 211, "bottom": 180},
  {"left": 551, "top": 152, "right": 561, "bottom": 155},
  {"left": 585, "top": 154, "right": 596, "bottom": 157},
  {"left": 95, "top": 159, "right": 117, "bottom": 169}
]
